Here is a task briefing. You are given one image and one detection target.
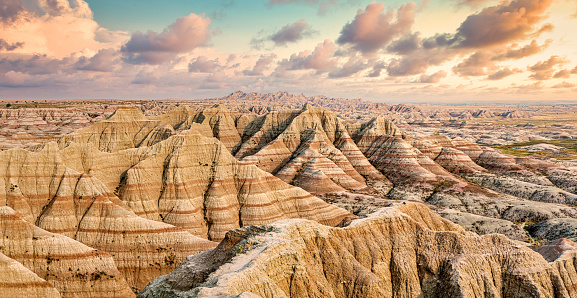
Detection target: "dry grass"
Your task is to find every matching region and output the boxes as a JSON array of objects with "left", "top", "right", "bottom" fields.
[
  {"left": 493, "top": 139, "right": 577, "bottom": 160},
  {"left": 470, "top": 112, "right": 577, "bottom": 127}
]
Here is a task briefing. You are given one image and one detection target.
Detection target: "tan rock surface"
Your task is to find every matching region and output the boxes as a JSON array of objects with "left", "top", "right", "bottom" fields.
[
  {"left": 0, "top": 252, "right": 61, "bottom": 298},
  {"left": 140, "top": 202, "right": 567, "bottom": 298},
  {"left": 0, "top": 143, "right": 217, "bottom": 292},
  {"left": 0, "top": 206, "right": 134, "bottom": 297}
]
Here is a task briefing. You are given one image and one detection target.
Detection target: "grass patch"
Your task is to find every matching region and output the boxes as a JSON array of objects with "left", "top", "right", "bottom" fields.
[
  {"left": 469, "top": 113, "right": 577, "bottom": 127},
  {"left": 493, "top": 139, "right": 577, "bottom": 160}
]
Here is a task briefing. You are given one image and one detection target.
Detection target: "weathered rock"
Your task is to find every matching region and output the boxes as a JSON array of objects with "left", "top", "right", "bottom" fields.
[
  {"left": 139, "top": 203, "right": 565, "bottom": 298},
  {"left": 0, "top": 206, "right": 134, "bottom": 297},
  {"left": 0, "top": 252, "right": 61, "bottom": 298},
  {"left": 527, "top": 219, "right": 577, "bottom": 242},
  {"left": 232, "top": 104, "right": 384, "bottom": 194},
  {"left": 0, "top": 143, "right": 217, "bottom": 292},
  {"left": 437, "top": 208, "right": 528, "bottom": 241},
  {"left": 534, "top": 238, "right": 577, "bottom": 262}
]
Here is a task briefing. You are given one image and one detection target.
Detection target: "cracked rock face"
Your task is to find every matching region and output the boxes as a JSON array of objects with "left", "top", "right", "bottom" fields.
[
  {"left": 0, "top": 105, "right": 352, "bottom": 294},
  {"left": 139, "top": 202, "right": 576, "bottom": 298}
]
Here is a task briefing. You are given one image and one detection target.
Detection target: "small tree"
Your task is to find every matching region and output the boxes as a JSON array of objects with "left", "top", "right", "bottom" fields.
[{"left": 5, "top": 103, "right": 11, "bottom": 108}]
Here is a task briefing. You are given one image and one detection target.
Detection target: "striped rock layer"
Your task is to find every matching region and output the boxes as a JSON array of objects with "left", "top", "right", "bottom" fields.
[
  {"left": 139, "top": 202, "right": 577, "bottom": 298},
  {"left": 58, "top": 104, "right": 384, "bottom": 195},
  {"left": 232, "top": 103, "right": 384, "bottom": 194},
  {"left": 0, "top": 252, "right": 61, "bottom": 298},
  {"left": 59, "top": 129, "right": 351, "bottom": 241},
  {"left": 0, "top": 206, "right": 134, "bottom": 297},
  {"left": 1, "top": 105, "right": 352, "bottom": 293},
  {"left": 0, "top": 143, "right": 217, "bottom": 292}
]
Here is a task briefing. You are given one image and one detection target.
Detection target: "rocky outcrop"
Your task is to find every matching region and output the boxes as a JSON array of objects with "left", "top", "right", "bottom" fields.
[
  {"left": 527, "top": 219, "right": 577, "bottom": 243},
  {"left": 139, "top": 202, "right": 569, "bottom": 298},
  {"left": 437, "top": 208, "right": 529, "bottom": 241},
  {"left": 231, "top": 104, "right": 385, "bottom": 194},
  {"left": 0, "top": 143, "right": 218, "bottom": 292},
  {"left": 58, "top": 107, "right": 162, "bottom": 152},
  {"left": 0, "top": 252, "right": 61, "bottom": 298},
  {"left": 534, "top": 238, "right": 577, "bottom": 262},
  {"left": 115, "top": 129, "right": 351, "bottom": 241},
  {"left": 0, "top": 206, "right": 134, "bottom": 297}
]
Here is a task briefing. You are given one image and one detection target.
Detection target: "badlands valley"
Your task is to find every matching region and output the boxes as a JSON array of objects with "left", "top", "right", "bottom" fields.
[{"left": 1, "top": 92, "right": 577, "bottom": 297}]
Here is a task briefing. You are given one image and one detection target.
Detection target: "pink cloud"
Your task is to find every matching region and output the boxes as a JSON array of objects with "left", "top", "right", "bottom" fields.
[
  {"left": 337, "top": 1, "right": 416, "bottom": 53},
  {"left": 75, "top": 48, "right": 118, "bottom": 72},
  {"left": 188, "top": 56, "right": 222, "bottom": 73},
  {"left": 528, "top": 56, "right": 568, "bottom": 80},
  {"left": 417, "top": 70, "right": 447, "bottom": 83},
  {"left": 270, "top": 19, "right": 315, "bottom": 46},
  {"left": 122, "top": 13, "right": 211, "bottom": 64},
  {"left": 486, "top": 68, "right": 521, "bottom": 80},
  {"left": 243, "top": 54, "right": 277, "bottom": 76},
  {"left": 455, "top": 0, "right": 553, "bottom": 48},
  {"left": 277, "top": 39, "right": 337, "bottom": 75}
]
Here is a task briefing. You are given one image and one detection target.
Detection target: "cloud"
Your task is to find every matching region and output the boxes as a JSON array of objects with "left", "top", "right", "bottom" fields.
[
  {"left": 366, "top": 60, "right": 385, "bottom": 77},
  {"left": 122, "top": 13, "right": 211, "bottom": 64},
  {"left": 251, "top": 19, "right": 316, "bottom": 49},
  {"left": 455, "top": 0, "right": 554, "bottom": 48},
  {"left": 270, "top": 19, "right": 315, "bottom": 46},
  {"left": 75, "top": 48, "right": 118, "bottom": 72},
  {"left": 0, "top": 39, "right": 23, "bottom": 51},
  {"left": 0, "top": 53, "right": 75, "bottom": 75},
  {"left": 276, "top": 39, "right": 337, "bottom": 75},
  {"left": 337, "top": 1, "right": 416, "bottom": 54},
  {"left": 0, "top": 0, "right": 26, "bottom": 24},
  {"left": 528, "top": 56, "right": 568, "bottom": 80},
  {"left": 553, "top": 69, "right": 571, "bottom": 79},
  {"left": 417, "top": 70, "right": 447, "bottom": 83},
  {"left": 199, "top": 72, "right": 228, "bottom": 89},
  {"left": 0, "top": 0, "right": 122, "bottom": 58},
  {"left": 552, "top": 81, "right": 577, "bottom": 88},
  {"left": 188, "top": 56, "right": 221, "bottom": 73},
  {"left": 243, "top": 54, "right": 277, "bottom": 76},
  {"left": 486, "top": 68, "right": 521, "bottom": 80},
  {"left": 386, "top": 32, "right": 420, "bottom": 55},
  {"left": 0, "top": 71, "right": 39, "bottom": 87},
  {"left": 452, "top": 51, "right": 495, "bottom": 77},
  {"left": 328, "top": 56, "right": 368, "bottom": 78},
  {"left": 492, "top": 39, "right": 551, "bottom": 61}
]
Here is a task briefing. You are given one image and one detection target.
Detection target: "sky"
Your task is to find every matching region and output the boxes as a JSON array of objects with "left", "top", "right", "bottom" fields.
[{"left": 0, "top": 0, "right": 576, "bottom": 104}]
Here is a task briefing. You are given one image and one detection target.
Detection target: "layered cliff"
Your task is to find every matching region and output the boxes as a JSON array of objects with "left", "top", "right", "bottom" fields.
[{"left": 140, "top": 202, "right": 576, "bottom": 298}]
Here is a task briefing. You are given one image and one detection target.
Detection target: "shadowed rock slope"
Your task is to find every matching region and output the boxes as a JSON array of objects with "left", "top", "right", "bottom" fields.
[
  {"left": 1, "top": 106, "right": 351, "bottom": 293},
  {"left": 0, "top": 206, "right": 134, "bottom": 297},
  {"left": 139, "top": 202, "right": 577, "bottom": 297},
  {"left": 57, "top": 129, "right": 351, "bottom": 242},
  {"left": 0, "top": 252, "right": 61, "bottom": 298},
  {"left": 231, "top": 103, "right": 386, "bottom": 195},
  {"left": 0, "top": 144, "right": 216, "bottom": 292}
]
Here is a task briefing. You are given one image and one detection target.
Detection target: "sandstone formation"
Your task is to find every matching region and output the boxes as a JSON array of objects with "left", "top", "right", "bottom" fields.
[
  {"left": 534, "top": 238, "right": 577, "bottom": 262},
  {"left": 0, "top": 252, "right": 61, "bottom": 298},
  {"left": 0, "top": 142, "right": 218, "bottom": 292},
  {"left": 231, "top": 103, "right": 385, "bottom": 194},
  {"left": 1, "top": 105, "right": 354, "bottom": 292},
  {"left": 139, "top": 202, "right": 576, "bottom": 298},
  {"left": 57, "top": 127, "right": 351, "bottom": 242},
  {"left": 437, "top": 208, "right": 529, "bottom": 241},
  {"left": 527, "top": 219, "right": 577, "bottom": 243},
  {"left": 2, "top": 97, "right": 577, "bottom": 297},
  {"left": 0, "top": 206, "right": 135, "bottom": 297}
]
